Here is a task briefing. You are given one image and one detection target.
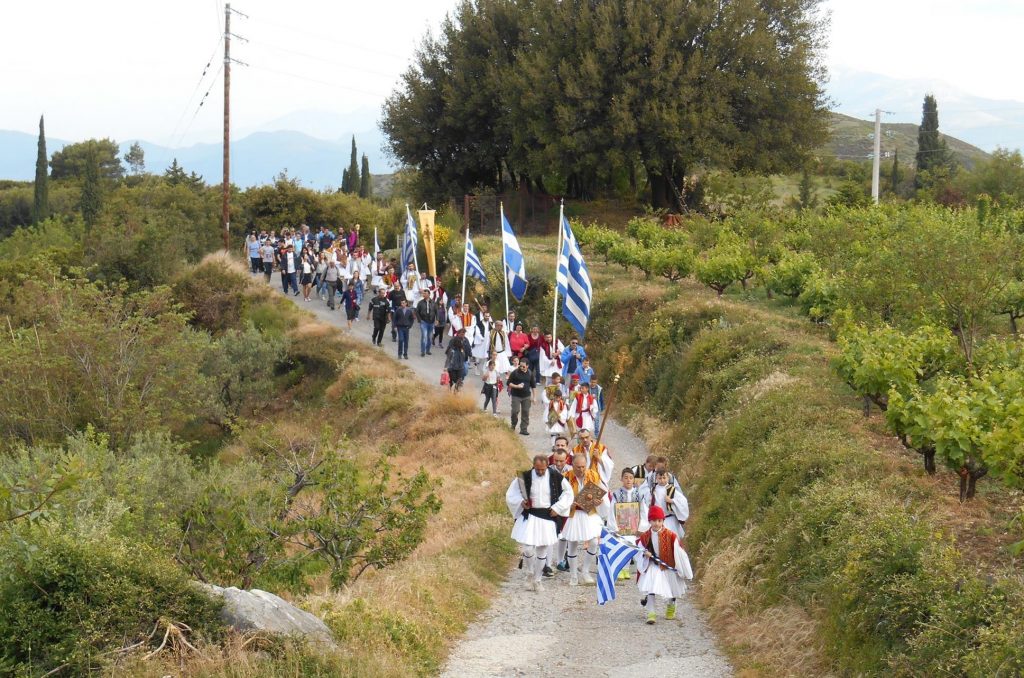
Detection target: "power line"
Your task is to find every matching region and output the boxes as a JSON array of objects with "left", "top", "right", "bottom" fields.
[
  {"left": 245, "top": 62, "right": 391, "bottom": 99},
  {"left": 248, "top": 15, "right": 410, "bottom": 62},
  {"left": 244, "top": 36, "right": 402, "bottom": 80}
]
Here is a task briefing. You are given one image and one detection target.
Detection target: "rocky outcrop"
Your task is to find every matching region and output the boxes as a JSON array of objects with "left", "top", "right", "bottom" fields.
[{"left": 202, "top": 584, "right": 335, "bottom": 646}]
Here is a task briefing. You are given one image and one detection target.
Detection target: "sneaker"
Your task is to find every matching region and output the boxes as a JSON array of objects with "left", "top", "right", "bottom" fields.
[
  {"left": 666, "top": 602, "right": 677, "bottom": 620},
  {"left": 542, "top": 566, "right": 555, "bottom": 578},
  {"left": 569, "top": 574, "right": 579, "bottom": 586},
  {"left": 646, "top": 612, "right": 656, "bottom": 625},
  {"left": 535, "top": 580, "right": 545, "bottom": 592},
  {"left": 618, "top": 568, "right": 631, "bottom": 581},
  {"left": 581, "top": 573, "right": 595, "bottom": 585},
  {"left": 556, "top": 560, "right": 569, "bottom": 572},
  {"left": 526, "top": 580, "right": 537, "bottom": 592}
]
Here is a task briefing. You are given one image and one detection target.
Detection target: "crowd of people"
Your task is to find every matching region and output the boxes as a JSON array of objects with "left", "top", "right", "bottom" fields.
[{"left": 246, "top": 224, "right": 694, "bottom": 625}]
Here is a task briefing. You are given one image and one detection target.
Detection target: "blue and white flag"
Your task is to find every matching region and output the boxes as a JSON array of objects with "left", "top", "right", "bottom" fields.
[
  {"left": 501, "top": 211, "right": 528, "bottom": 302},
  {"left": 465, "top": 234, "right": 488, "bottom": 283},
  {"left": 559, "top": 216, "right": 592, "bottom": 337},
  {"left": 597, "top": 528, "right": 642, "bottom": 606},
  {"left": 401, "top": 206, "right": 418, "bottom": 273}
]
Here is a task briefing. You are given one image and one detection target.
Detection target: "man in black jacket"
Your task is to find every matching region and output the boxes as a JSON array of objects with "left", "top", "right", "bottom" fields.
[
  {"left": 367, "top": 288, "right": 391, "bottom": 346},
  {"left": 507, "top": 360, "right": 533, "bottom": 436},
  {"left": 387, "top": 281, "right": 405, "bottom": 343},
  {"left": 415, "top": 289, "right": 438, "bottom": 357},
  {"left": 393, "top": 299, "right": 415, "bottom": 360}
]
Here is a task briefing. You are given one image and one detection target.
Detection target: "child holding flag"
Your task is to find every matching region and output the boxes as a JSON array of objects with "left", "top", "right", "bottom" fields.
[{"left": 634, "top": 505, "right": 693, "bottom": 624}]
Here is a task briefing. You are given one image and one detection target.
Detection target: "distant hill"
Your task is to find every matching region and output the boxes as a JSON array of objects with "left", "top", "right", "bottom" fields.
[
  {"left": 822, "top": 112, "right": 990, "bottom": 169},
  {"left": 0, "top": 129, "right": 392, "bottom": 189}
]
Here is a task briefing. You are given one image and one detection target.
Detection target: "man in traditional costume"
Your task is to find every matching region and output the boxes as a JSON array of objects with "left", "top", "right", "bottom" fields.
[
  {"left": 639, "top": 470, "right": 689, "bottom": 541},
  {"left": 490, "top": 320, "right": 512, "bottom": 376},
  {"left": 571, "top": 428, "right": 614, "bottom": 490},
  {"left": 629, "top": 454, "right": 658, "bottom": 484},
  {"left": 634, "top": 505, "right": 693, "bottom": 624},
  {"left": 548, "top": 446, "right": 572, "bottom": 572},
  {"left": 560, "top": 453, "right": 606, "bottom": 586},
  {"left": 506, "top": 455, "right": 573, "bottom": 591},
  {"left": 538, "top": 332, "right": 564, "bottom": 382},
  {"left": 402, "top": 262, "right": 419, "bottom": 302},
  {"left": 449, "top": 302, "right": 476, "bottom": 338}
]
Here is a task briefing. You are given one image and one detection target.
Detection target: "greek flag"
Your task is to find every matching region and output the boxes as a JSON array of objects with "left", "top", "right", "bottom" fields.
[
  {"left": 501, "top": 212, "right": 528, "bottom": 302},
  {"left": 559, "top": 216, "right": 592, "bottom": 336},
  {"left": 465, "top": 234, "right": 488, "bottom": 283},
  {"left": 401, "top": 205, "right": 418, "bottom": 273},
  {"left": 597, "top": 529, "right": 642, "bottom": 606}
]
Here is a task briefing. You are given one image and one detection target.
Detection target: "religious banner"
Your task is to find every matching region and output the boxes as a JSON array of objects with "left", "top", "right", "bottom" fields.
[
  {"left": 417, "top": 209, "right": 437, "bottom": 277},
  {"left": 613, "top": 501, "right": 641, "bottom": 536}
]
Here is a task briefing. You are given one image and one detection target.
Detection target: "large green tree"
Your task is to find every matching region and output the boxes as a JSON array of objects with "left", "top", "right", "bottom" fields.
[
  {"left": 50, "top": 138, "right": 124, "bottom": 182},
  {"left": 382, "top": 0, "right": 829, "bottom": 209},
  {"left": 33, "top": 115, "right": 48, "bottom": 223},
  {"left": 123, "top": 142, "right": 145, "bottom": 175}
]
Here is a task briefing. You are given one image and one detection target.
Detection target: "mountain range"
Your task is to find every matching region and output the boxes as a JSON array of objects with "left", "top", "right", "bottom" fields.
[{"left": 1, "top": 70, "right": 1022, "bottom": 187}]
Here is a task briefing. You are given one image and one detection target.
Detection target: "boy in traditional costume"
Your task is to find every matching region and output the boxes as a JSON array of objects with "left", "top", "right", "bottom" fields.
[
  {"left": 639, "top": 469, "right": 689, "bottom": 541},
  {"left": 506, "top": 455, "right": 573, "bottom": 592},
  {"left": 545, "top": 391, "right": 569, "bottom": 445},
  {"left": 634, "top": 505, "right": 693, "bottom": 624},
  {"left": 568, "top": 382, "right": 599, "bottom": 435}
]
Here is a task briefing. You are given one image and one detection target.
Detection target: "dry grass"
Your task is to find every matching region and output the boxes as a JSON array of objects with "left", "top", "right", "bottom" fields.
[{"left": 700, "top": 529, "right": 833, "bottom": 677}]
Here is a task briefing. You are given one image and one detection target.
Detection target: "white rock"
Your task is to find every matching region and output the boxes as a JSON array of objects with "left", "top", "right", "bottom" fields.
[{"left": 201, "top": 584, "right": 335, "bottom": 646}]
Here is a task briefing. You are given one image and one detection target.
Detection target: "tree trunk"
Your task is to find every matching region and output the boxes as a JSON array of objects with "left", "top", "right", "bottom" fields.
[
  {"left": 1010, "top": 314, "right": 1019, "bottom": 337},
  {"left": 862, "top": 395, "right": 871, "bottom": 418},
  {"left": 923, "top": 447, "right": 936, "bottom": 474}
]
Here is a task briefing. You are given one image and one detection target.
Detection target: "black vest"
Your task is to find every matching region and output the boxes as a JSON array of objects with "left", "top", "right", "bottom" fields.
[{"left": 522, "top": 468, "right": 564, "bottom": 506}]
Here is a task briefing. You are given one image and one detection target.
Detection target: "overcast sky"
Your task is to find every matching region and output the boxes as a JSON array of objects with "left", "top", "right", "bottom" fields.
[{"left": 1, "top": 0, "right": 1021, "bottom": 145}]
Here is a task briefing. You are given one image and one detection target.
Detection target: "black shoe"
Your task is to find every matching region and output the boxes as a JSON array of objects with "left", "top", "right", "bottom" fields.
[
  {"left": 421, "top": 352, "right": 425, "bottom": 357},
  {"left": 519, "top": 430, "right": 529, "bottom": 436},
  {"left": 403, "top": 354, "right": 409, "bottom": 359},
  {"left": 426, "top": 351, "right": 432, "bottom": 355},
  {"left": 542, "top": 566, "right": 555, "bottom": 578}
]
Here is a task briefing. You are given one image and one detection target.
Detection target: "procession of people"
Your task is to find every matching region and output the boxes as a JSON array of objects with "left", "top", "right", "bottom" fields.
[{"left": 248, "top": 219, "right": 694, "bottom": 625}]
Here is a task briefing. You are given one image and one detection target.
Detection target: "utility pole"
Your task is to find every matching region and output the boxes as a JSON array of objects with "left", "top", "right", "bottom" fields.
[
  {"left": 222, "top": 3, "right": 231, "bottom": 251},
  {"left": 871, "top": 108, "right": 882, "bottom": 204}
]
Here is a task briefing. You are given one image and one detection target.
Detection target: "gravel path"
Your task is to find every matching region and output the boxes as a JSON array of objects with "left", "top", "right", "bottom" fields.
[{"left": 284, "top": 289, "right": 731, "bottom": 677}]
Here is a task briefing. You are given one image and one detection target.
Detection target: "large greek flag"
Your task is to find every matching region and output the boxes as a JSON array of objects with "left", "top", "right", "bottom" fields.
[
  {"left": 559, "top": 215, "right": 592, "bottom": 336},
  {"left": 597, "top": 528, "right": 641, "bottom": 605},
  {"left": 465, "top": 234, "right": 488, "bottom": 283},
  {"left": 401, "top": 205, "right": 418, "bottom": 272},
  {"left": 501, "top": 212, "right": 528, "bottom": 302}
]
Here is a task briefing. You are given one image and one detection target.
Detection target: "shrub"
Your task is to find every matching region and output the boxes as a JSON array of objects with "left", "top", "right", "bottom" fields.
[
  {"left": 0, "top": 526, "right": 223, "bottom": 675},
  {"left": 173, "top": 259, "right": 252, "bottom": 335}
]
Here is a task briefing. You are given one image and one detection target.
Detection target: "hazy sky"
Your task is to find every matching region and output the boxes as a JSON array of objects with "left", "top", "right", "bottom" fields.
[{"left": 1, "top": 0, "right": 1021, "bottom": 145}]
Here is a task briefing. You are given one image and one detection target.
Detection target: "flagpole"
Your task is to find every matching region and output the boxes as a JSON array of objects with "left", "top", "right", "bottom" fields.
[
  {"left": 552, "top": 199, "right": 564, "bottom": 339},
  {"left": 460, "top": 222, "right": 470, "bottom": 302},
  {"left": 500, "top": 202, "right": 509, "bottom": 321}
]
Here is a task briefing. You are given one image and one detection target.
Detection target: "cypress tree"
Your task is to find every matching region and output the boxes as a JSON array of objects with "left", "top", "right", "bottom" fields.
[
  {"left": 346, "top": 136, "right": 359, "bottom": 194},
  {"left": 341, "top": 168, "right": 350, "bottom": 193},
  {"left": 33, "top": 115, "right": 49, "bottom": 223},
  {"left": 916, "top": 94, "right": 950, "bottom": 175},
  {"left": 359, "top": 154, "right": 372, "bottom": 198},
  {"left": 80, "top": 148, "right": 103, "bottom": 230},
  {"left": 890, "top": 148, "right": 901, "bottom": 195}
]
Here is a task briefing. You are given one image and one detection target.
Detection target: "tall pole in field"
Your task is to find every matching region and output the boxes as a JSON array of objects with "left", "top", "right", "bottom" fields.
[
  {"left": 551, "top": 199, "right": 564, "bottom": 338},
  {"left": 221, "top": 3, "right": 231, "bottom": 250},
  {"left": 460, "top": 222, "right": 470, "bottom": 301},
  {"left": 500, "top": 202, "right": 509, "bottom": 321},
  {"left": 871, "top": 107, "right": 881, "bottom": 204}
]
